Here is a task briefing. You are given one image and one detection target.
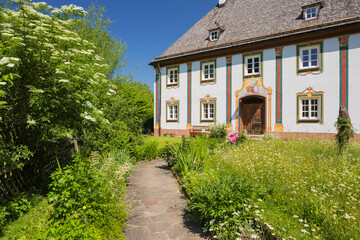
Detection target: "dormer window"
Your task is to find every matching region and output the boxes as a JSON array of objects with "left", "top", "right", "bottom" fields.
[
  {"left": 210, "top": 30, "right": 219, "bottom": 41},
  {"left": 304, "top": 7, "right": 318, "bottom": 20}
]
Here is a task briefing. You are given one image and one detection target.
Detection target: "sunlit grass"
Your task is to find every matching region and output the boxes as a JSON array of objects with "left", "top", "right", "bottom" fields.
[
  {"left": 143, "top": 135, "right": 182, "bottom": 148},
  {"left": 202, "top": 139, "right": 360, "bottom": 239}
]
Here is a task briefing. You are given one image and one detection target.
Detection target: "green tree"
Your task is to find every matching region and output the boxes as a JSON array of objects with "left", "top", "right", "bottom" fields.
[{"left": 0, "top": 0, "right": 112, "bottom": 167}]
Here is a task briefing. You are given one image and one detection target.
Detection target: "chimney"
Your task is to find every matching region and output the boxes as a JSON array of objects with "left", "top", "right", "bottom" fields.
[{"left": 219, "top": 0, "right": 226, "bottom": 6}]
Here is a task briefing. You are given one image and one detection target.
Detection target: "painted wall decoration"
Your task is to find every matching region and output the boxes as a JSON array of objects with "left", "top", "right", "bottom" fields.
[
  {"left": 237, "top": 77, "right": 270, "bottom": 99},
  {"left": 235, "top": 77, "right": 272, "bottom": 132}
]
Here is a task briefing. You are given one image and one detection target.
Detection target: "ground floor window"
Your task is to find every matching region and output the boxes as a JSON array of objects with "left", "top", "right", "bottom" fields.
[
  {"left": 201, "top": 100, "right": 216, "bottom": 122},
  {"left": 296, "top": 89, "right": 323, "bottom": 123},
  {"left": 166, "top": 102, "right": 179, "bottom": 122}
]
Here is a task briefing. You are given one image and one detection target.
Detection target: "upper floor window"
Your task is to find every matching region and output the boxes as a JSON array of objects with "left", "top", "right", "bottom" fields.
[
  {"left": 210, "top": 30, "right": 219, "bottom": 41},
  {"left": 300, "top": 46, "right": 319, "bottom": 69},
  {"left": 244, "top": 54, "right": 261, "bottom": 76},
  {"left": 167, "top": 66, "right": 179, "bottom": 87},
  {"left": 297, "top": 42, "right": 323, "bottom": 74},
  {"left": 304, "top": 7, "right": 318, "bottom": 20},
  {"left": 201, "top": 60, "right": 216, "bottom": 83}
]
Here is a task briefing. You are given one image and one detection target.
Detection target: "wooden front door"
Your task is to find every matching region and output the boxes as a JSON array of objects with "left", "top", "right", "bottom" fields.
[{"left": 242, "top": 103, "right": 265, "bottom": 134}]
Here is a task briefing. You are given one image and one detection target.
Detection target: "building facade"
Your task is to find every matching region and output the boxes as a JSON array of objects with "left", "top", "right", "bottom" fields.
[{"left": 150, "top": 0, "right": 360, "bottom": 138}]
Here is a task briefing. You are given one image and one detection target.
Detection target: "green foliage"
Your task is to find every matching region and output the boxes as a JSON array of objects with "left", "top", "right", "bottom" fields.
[
  {"left": 209, "top": 123, "right": 227, "bottom": 139},
  {"left": 0, "top": 195, "right": 33, "bottom": 235},
  {"left": 187, "top": 175, "right": 260, "bottom": 239},
  {"left": 48, "top": 157, "right": 110, "bottom": 220},
  {"left": 170, "top": 137, "right": 209, "bottom": 177},
  {"left": 73, "top": 3, "right": 127, "bottom": 78},
  {"left": 0, "top": 0, "right": 153, "bottom": 170},
  {"left": 335, "top": 116, "right": 355, "bottom": 154},
  {"left": 134, "top": 140, "right": 159, "bottom": 161},
  {"left": 41, "top": 151, "right": 132, "bottom": 239}
]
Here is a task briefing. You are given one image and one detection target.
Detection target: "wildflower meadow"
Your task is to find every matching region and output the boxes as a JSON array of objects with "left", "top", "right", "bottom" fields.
[{"left": 167, "top": 137, "right": 360, "bottom": 239}]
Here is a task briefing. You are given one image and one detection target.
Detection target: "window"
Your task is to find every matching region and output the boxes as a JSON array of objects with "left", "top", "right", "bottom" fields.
[
  {"left": 244, "top": 54, "right": 261, "bottom": 76},
  {"left": 167, "top": 67, "right": 179, "bottom": 87},
  {"left": 300, "top": 46, "right": 319, "bottom": 69},
  {"left": 209, "top": 30, "right": 219, "bottom": 41},
  {"left": 296, "top": 89, "right": 324, "bottom": 124},
  {"left": 166, "top": 102, "right": 179, "bottom": 122},
  {"left": 304, "top": 7, "right": 318, "bottom": 20},
  {"left": 300, "top": 98, "right": 319, "bottom": 120},
  {"left": 201, "top": 60, "right": 216, "bottom": 82},
  {"left": 297, "top": 43, "right": 323, "bottom": 73},
  {"left": 200, "top": 100, "right": 216, "bottom": 122}
]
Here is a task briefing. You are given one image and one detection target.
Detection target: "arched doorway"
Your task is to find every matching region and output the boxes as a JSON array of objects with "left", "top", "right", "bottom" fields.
[{"left": 239, "top": 95, "right": 266, "bottom": 134}]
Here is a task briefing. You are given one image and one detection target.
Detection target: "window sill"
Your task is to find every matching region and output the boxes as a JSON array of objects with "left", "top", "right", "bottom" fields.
[
  {"left": 166, "top": 120, "right": 179, "bottom": 123},
  {"left": 166, "top": 84, "right": 179, "bottom": 88},
  {"left": 200, "top": 119, "right": 215, "bottom": 123},
  {"left": 244, "top": 73, "right": 261, "bottom": 78},
  {"left": 297, "top": 119, "right": 321, "bottom": 124}
]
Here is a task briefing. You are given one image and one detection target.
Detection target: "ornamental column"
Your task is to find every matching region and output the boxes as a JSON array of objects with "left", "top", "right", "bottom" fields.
[
  {"left": 186, "top": 62, "right": 192, "bottom": 131},
  {"left": 226, "top": 56, "right": 233, "bottom": 130},
  {"left": 275, "top": 47, "right": 283, "bottom": 132},
  {"left": 339, "top": 36, "right": 349, "bottom": 110}
]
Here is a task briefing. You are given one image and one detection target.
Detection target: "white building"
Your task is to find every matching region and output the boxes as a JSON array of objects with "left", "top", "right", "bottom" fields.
[{"left": 150, "top": 0, "right": 360, "bottom": 139}]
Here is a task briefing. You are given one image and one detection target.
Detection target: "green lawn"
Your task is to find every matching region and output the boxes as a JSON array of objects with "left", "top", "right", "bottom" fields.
[{"left": 143, "top": 135, "right": 182, "bottom": 148}]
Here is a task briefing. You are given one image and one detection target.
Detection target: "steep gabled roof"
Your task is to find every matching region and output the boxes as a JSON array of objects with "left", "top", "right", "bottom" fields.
[{"left": 151, "top": 0, "right": 360, "bottom": 65}]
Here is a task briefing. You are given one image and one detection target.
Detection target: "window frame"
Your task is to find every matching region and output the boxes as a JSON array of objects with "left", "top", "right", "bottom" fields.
[
  {"left": 166, "top": 66, "right": 179, "bottom": 87},
  {"left": 200, "top": 60, "right": 216, "bottom": 83},
  {"left": 303, "top": 6, "right": 319, "bottom": 20},
  {"left": 243, "top": 53, "right": 262, "bottom": 78},
  {"left": 200, "top": 100, "right": 216, "bottom": 122},
  {"left": 166, "top": 102, "right": 179, "bottom": 122},
  {"left": 297, "top": 42, "right": 323, "bottom": 74},
  {"left": 296, "top": 93, "right": 323, "bottom": 124},
  {"left": 209, "top": 30, "right": 219, "bottom": 41}
]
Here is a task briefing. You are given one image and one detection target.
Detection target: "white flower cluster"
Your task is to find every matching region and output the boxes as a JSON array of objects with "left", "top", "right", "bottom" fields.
[{"left": 0, "top": 57, "right": 21, "bottom": 67}]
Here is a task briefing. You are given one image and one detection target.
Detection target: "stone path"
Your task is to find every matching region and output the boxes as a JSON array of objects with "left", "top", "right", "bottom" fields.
[{"left": 124, "top": 159, "right": 205, "bottom": 240}]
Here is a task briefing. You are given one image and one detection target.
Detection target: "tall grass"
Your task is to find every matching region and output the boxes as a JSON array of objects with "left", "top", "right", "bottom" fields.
[{"left": 204, "top": 139, "right": 360, "bottom": 239}]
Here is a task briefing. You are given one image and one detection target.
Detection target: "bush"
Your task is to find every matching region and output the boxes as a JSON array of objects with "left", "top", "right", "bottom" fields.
[
  {"left": 133, "top": 140, "right": 159, "bottom": 161},
  {"left": 0, "top": 195, "right": 32, "bottom": 233},
  {"left": 335, "top": 116, "right": 355, "bottom": 154},
  {"left": 46, "top": 156, "right": 129, "bottom": 239},
  {"left": 187, "top": 175, "right": 260, "bottom": 239},
  {"left": 228, "top": 131, "right": 247, "bottom": 145},
  {"left": 209, "top": 123, "right": 227, "bottom": 139}
]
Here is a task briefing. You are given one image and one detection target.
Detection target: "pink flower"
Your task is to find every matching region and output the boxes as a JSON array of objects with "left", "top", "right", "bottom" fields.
[{"left": 193, "top": 160, "right": 196, "bottom": 164}]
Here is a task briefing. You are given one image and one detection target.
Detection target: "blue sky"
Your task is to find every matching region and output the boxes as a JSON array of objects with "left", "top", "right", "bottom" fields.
[{"left": 35, "top": 0, "right": 218, "bottom": 91}]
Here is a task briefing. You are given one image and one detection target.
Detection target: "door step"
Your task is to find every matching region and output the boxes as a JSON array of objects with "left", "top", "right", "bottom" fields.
[{"left": 246, "top": 134, "right": 264, "bottom": 140}]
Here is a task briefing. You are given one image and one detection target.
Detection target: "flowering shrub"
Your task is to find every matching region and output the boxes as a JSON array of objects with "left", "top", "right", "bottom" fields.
[
  {"left": 228, "top": 131, "right": 247, "bottom": 145},
  {"left": 209, "top": 123, "right": 227, "bottom": 139}
]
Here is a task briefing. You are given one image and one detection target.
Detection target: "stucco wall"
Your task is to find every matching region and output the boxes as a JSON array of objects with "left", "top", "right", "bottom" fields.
[
  {"left": 282, "top": 38, "right": 340, "bottom": 133},
  {"left": 349, "top": 34, "right": 360, "bottom": 134}
]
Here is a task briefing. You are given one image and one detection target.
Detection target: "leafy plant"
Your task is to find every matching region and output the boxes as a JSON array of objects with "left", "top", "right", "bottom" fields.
[
  {"left": 187, "top": 175, "right": 260, "bottom": 239},
  {"left": 335, "top": 116, "right": 355, "bottom": 154},
  {"left": 209, "top": 123, "right": 227, "bottom": 139}
]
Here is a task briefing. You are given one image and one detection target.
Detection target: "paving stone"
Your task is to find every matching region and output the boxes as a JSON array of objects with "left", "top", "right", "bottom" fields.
[{"left": 124, "top": 159, "right": 205, "bottom": 240}]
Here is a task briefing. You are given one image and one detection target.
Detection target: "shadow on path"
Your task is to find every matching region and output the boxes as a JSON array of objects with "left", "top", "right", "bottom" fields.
[{"left": 124, "top": 159, "right": 207, "bottom": 240}]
